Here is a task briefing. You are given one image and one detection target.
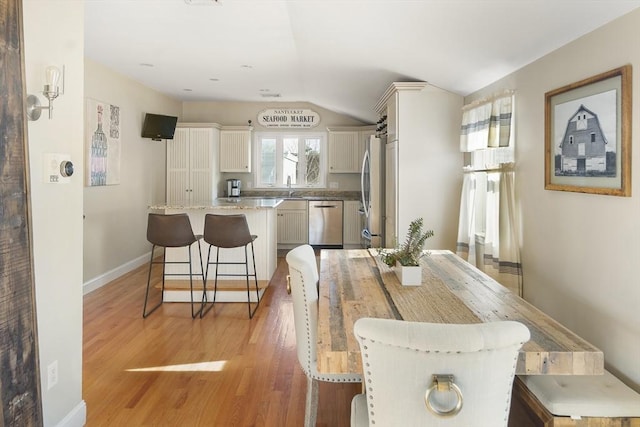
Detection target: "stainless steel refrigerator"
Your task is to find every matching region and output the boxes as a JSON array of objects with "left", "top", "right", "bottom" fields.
[{"left": 360, "top": 135, "right": 384, "bottom": 248}]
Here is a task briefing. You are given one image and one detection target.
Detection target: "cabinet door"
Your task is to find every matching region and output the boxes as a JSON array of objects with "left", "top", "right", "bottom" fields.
[
  {"left": 385, "top": 140, "right": 398, "bottom": 247},
  {"left": 167, "top": 128, "right": 190, "bottom": 204},
  {"left": 343, "top": 200, "right": 362, "bottom": 246},
  {"left": 220, "top": 130, "right": 251, "bottom": 172},
  {"left": 277, "top": 210, "right": 308, "bottom": 244},
  {"left": 328, "top": 131, "right": 364, "bottom": 173},
  {"left": 386, "top": 93, "right": 398, "bottom": 142},
  {"left": 189, "top": 128, "right": 214, "bottom": 203}
]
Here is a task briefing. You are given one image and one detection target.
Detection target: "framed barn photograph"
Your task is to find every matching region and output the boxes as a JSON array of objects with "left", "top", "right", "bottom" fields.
[{"left": 545, "top": 65, "right": 631, "bottom": 196}]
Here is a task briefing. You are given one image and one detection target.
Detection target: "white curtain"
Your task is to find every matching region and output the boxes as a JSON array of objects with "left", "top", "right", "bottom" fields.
[
  {"left": 483, "top": 168, "right": 522, "bottom": 295},
  {"left": 456, "top": 94, "right": 523, "bottom": 296},
  {"left": 460, "top": 94, "right": 514, "bottom": 152},
  {"left": 455, "top": 172, "right": 477, "bottom": 265}
]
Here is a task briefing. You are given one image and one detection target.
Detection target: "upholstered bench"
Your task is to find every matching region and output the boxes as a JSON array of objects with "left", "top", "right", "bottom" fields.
[{"left": 509, "top": 371, "right": 640, "bottom": 427}]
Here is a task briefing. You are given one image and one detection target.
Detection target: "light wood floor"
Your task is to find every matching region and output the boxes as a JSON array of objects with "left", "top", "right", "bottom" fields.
[{"left": 83, "top": 256, "right": 359, "bottom": 426}]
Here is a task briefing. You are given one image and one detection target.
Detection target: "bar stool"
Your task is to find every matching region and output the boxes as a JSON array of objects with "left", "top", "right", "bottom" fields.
[
  {"left": 143, "top": 213, "right": 204, "bottom": 319},
  {"left": 200, "top": 214, "right": 260, "bottom": 319}
]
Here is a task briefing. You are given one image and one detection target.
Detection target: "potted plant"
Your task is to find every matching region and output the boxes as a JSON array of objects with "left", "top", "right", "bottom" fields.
[{"left": 378, "top": 218, "right": 434, "bottom": 286}]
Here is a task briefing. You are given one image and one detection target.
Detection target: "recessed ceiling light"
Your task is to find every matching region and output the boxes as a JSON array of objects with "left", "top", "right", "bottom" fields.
[{"left": 184, "top": 0, "right": 222, "bottom": 5}]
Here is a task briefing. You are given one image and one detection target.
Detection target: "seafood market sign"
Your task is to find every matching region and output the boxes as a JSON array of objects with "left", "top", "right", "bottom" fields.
[{"left": 258, "top": 108, "right": 320, "bottom": 128}]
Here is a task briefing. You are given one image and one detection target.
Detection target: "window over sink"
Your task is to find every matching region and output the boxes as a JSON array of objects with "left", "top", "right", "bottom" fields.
[{"left": 254, "top": 132, "right": 326, "bottom": 189}]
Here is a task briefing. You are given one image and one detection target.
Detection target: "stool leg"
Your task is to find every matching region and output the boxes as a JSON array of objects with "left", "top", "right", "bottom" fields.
[
  {"left": 200, "top": 244, "right": 216, "bottom": 318},
  {"left": 143, "top": 245, "right": 164, "bottom": 318},
  {"left": 214, "top": 247, "right": 220, "bottom": 303},
  {"left": 247, "top": 241, "right": 260, "bottom": 319},
  {"left": 245, "top": 245, "right": 252, "bottom": 318},
  {"left": 245, "top": 242, "right": 260, "bottom": 319},
  {"left": 188, "top": 244, "right": 200, "bottom": 319},
  {"left": 250, "top": 241, "right": 260, "bottom": 303}
]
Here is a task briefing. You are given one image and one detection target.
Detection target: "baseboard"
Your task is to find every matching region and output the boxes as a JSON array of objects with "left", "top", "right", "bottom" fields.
[
  {"left": 83, "top": 252, "right": 150, "bottom": 295},
  {"left": 55, "top": 400, "right": 86, "bottom": 427}
]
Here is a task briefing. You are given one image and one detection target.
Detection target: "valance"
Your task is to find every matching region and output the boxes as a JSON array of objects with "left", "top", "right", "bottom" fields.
[{"left": 460, "top": 94, "right": 514, "bottom": 152}]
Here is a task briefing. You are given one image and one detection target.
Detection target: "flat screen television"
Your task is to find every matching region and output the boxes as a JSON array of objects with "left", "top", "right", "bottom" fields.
[{"left": 141, "top": 113, "right": 178, "bottom": 141}]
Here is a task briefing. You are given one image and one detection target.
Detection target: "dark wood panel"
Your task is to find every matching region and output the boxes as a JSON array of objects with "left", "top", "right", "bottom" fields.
[{"left": 0, "top": 0, "right": 43, "bottom": 425}]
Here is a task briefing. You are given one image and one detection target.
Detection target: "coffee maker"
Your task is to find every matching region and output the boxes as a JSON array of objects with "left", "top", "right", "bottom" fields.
[{"left": 227, "top": 179, "right": 241, "bottom": 197}]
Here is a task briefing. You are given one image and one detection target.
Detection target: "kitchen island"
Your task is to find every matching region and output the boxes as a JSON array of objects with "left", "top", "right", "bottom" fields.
[{"left": 149, "top": 198, "right": 282, "bottom": 303}]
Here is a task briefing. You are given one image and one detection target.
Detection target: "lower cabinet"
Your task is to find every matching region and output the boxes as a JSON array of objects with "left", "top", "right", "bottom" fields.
[
  {"left": 277, "top": 200, "right": 308, "bottom": 247},
  {"left": 343, "top": 200, "right": 362, "bottom": 247}
]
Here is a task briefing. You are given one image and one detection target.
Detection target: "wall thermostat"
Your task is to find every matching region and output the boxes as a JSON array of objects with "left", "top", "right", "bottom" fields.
[
  {"left": 60, "top": 160, "right": 74, "bottom": 177},
  {"left": 43, "top": 153, "right": 72, "bottom": 184}
]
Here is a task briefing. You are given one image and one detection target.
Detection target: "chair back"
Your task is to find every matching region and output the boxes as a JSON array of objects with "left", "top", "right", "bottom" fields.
[
  {"left": 147, "top": 213, "right": 197, "bottom": 247},
  {"left": 354, "top": 317, "right": 530, "bottom": 427},
  {"left": 203, "top": 214, "right": 254, "bottom": 248},
  {"left": 285, "top": 245, "right": 320, "bottom": 377}
]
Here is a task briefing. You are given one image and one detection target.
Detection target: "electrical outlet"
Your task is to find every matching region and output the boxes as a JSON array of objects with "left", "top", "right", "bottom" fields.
[{"left": 47, "top": 360, "right": 58, "bottom": 390}]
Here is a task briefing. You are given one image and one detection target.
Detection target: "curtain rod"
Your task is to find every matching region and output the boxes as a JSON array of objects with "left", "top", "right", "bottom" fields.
[
  {"left": 462, "top": 89, "right": 515, "bottom": 111},
  {"left": 463, "top": 163, "right": 515, "bottom": 173}
]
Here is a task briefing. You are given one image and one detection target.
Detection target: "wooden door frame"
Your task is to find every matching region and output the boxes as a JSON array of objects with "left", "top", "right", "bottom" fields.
[{"left": 0, "top": 0, "right": 44, "bottom": 425}]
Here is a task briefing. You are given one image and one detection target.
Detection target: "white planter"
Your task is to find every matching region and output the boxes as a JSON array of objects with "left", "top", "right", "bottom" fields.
[{"left": 395, "top": 263, "right": 422, "bottom": 286}]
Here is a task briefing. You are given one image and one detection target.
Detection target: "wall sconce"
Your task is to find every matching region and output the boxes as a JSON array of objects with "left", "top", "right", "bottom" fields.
[
  {"left": 247, "top": 119, "right": 253, "bottom": 131},
  {"left": 27, "top": 65, "right": 64, "bottom": 121}
]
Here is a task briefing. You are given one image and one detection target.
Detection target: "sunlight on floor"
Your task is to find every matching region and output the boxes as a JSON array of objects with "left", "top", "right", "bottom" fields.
[{"left": 127, "top": 360, "right": 227, "bottom": 372}]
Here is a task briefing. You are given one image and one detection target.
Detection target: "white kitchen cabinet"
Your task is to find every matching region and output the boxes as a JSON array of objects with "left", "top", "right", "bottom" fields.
[
  {"left": 167, "top": 125, "right": 220, "bottom": 204},
  {"left": 343, "top": 200, "right": 362, "bottom": 247},
  {"left": 277, "top": 199, "right": 308, "bottom": 246},
  {"left": 328, "top": 130, "right": 364, "bottom": 173},
  {"left": 375, "top": 82, "right": 463, "bottom": 251},
  {"left": 220, "top": 126, "right": 251, "bottom": 172},
  {"left": 385, "top": 140, "right": 398, "bottom": 247}
]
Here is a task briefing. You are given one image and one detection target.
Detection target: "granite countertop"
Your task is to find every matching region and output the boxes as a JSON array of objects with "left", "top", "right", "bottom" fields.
[
  {"left": 150, "top": 198, "right": 283, "bottom": 210},
  {"left": 237, "top": 190, "right": 361, "bottom": 201}
]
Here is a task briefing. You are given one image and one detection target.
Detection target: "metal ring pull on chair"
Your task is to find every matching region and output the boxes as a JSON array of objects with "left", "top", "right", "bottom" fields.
[
  {"left": 143, "top": 213, "right": 204, "bottom": 318},
  {"left": 200, "top": 214, "right": 261, "bottom": 319}
]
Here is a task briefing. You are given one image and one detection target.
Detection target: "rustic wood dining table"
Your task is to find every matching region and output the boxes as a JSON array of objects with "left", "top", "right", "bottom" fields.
[{"left": 316, "top": 249, "right": 604, "bottom": 376}]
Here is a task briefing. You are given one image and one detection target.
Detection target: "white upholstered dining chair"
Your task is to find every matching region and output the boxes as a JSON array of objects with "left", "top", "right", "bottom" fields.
[
  {"left": 285, "top": 244, "right": 362, "bottom": 427},
  {"left": 350, "top": 317, "right": 530, "bottom": 427}
]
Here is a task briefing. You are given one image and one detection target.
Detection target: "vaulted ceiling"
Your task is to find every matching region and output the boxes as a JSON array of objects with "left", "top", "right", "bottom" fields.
[{"left": 85, "top": 0, "right": 640, "bottom": 123}]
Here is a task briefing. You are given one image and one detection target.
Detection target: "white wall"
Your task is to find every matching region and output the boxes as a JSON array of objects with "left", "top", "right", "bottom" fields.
[
  {"left": 466, "top": 9, "right": 640, "bottom": 389},
  {"left": 83, "top": 60, "right": 181, "bottom": 288},
  {"left": 23, "top": 1, "right": 85, "bottom": 425}
]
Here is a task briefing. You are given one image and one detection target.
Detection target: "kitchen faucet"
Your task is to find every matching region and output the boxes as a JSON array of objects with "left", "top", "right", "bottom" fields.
[{"left": 287, "top": 175, "right": 292, "bottom": 197}]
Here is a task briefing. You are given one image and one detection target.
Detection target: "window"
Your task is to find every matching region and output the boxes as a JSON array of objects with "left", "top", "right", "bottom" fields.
[
  {"left": 254, "top": 132, "right": 326, "bottom": 188},
  {"left": 590, "top": 132, "right": 596, "bottom": 143}
]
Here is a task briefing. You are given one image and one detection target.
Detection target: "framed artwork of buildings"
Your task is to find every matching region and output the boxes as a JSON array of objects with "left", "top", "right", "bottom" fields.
[{"left": 545, "top": 65, "right": 631, "bottom": 196}]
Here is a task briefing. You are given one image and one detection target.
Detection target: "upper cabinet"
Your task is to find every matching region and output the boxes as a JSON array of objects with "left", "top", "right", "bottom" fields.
[
  {"left": 167, "top": 124, "right": 220, "bottom": 204},
  {"left": 327, "top": 126, "right": 375, "bottom": 173},
  {"left": 220, "top": 126, "right": 251, "bottom": 172},
  {"left": 375, "top": 82, "right": 433, "bottom": 144}
]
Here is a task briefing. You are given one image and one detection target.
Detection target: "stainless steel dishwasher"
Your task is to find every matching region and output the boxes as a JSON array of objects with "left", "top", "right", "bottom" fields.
[{"left": 308, "top": 200, "right": 343, "bottom": 247}]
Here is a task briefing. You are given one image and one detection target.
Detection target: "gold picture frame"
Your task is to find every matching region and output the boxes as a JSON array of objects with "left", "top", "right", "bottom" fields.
[{"left": 545, "top": 65, "right": 631, "bottom": 196}]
